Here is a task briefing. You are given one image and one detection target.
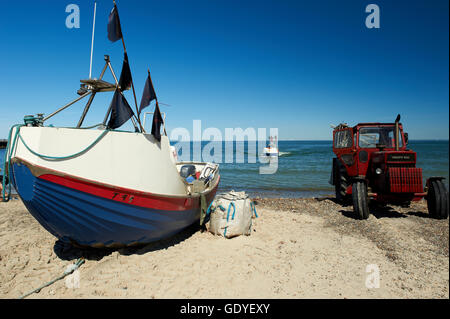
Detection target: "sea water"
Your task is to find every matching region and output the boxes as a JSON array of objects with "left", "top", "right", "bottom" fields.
[{"left": 1, "top": 140, "right": 448, "bottom": 198}]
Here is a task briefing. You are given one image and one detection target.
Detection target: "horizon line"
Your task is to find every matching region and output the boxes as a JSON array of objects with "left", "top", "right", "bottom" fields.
[{"left": 169, "top": 138, "right": 450, "bottom": 142}]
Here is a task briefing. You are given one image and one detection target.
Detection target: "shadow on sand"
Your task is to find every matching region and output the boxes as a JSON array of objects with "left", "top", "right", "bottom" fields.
[
  {"left": 316, "top": 195, "right": 417, "bottom": 220},
  {"left": 338, "top": 203, "right": 409, "bottom": 220},
  {"left": 406, "top": 211, "right": 431, "bottom": 218},
  {"left": 54, "top": 223, "right": 204, "bottom": 261},
  {"left": 318, "top": 196, "right": 431, "bottom": 220}
]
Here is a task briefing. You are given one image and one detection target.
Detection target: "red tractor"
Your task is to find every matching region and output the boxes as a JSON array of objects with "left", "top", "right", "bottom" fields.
[{"left": 330, "top": 115, "right": 448, "bottom": 220}]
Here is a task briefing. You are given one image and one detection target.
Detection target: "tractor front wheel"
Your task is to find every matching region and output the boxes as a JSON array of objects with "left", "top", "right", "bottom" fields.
[
  {"left": 335, "top": 160, "right": 350, "bottom": 203},
  {"left": 352, "top": 181, "right": 370, "bottom": 220},
  {"left": 427, "top": 180, "right": 449, "bottom": 219}
]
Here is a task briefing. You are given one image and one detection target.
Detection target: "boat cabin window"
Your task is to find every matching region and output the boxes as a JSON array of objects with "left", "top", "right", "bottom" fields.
[
  {"left": 334, "top": 130, "right": 353, "bottom": 148},
  {"left": 359, "top": 126, "right": 403, "bottom": 148}
]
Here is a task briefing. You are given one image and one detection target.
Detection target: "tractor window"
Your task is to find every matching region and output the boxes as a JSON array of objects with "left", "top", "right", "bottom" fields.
[
  {"left": 359, "top": 127, "right": 403, "bottom": 148},
  {"left": 334, "top": 130, "right": 353, "bottom": 148}
]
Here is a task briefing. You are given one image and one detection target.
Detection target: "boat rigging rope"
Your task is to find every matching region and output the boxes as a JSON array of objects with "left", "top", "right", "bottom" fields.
[
  {"left": 18, "top": 258, "right": 85, "bottom": 299},
  {"left": 17, "top": 128, "right": 109, "bottom": 160},
  {"left": 1, "top": 124, "right": 109, "bottom": 202}
]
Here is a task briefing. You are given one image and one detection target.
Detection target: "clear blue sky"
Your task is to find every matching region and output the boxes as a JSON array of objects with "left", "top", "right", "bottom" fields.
[{"left": 0, "top": 0, "right": 448, "bottom": 140}]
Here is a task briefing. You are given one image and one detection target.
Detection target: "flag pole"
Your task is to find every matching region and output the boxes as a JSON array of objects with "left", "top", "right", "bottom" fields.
[
  {"left": 122, "top": 45, "right": 144, "bottom": 133},
  {"left": 150, "top": 69, "right": 167, "bottom": 137},
  {"left": 147, "top": 68, "right": 167, "bottom": 137},
  {"left": 113, "top": 0, "right": 145, "bottom": 133},
  {"left": 89, "top": 1, "right": 97, "bottom": 79},
  {"left": 106, "top": 59, "right": 140, "bottom": 132}
]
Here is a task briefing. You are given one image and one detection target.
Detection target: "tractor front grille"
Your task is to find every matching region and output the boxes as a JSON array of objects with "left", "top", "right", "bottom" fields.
[{"left": 388, "top": 167, "right": 423, "bottom": 193}]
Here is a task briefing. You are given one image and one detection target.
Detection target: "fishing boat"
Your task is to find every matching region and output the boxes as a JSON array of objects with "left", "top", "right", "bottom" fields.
[
  {"left": 1, "top": 2, "right": 220, "bottom": 248},
  {"left": 263, "top": 136, "right": 279, "bottom": 157}
]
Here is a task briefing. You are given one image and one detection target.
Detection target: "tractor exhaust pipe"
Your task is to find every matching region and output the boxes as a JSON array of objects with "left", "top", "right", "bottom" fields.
[{"left": 395, "top": 114, "right": 400, "bottom": 151}]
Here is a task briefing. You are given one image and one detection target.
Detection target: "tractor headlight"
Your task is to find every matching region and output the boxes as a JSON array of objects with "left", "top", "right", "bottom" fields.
[{"left": 375, "top": 168, "right": 383, "bottom": 175}]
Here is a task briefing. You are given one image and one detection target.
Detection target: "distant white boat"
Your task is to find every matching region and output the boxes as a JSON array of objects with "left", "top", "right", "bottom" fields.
[
  {"left": 263, "top": 136, "right": 279, "bottom": 157},
  {"left": 263, "top": 146, "right": 279, "bottom": 157}
]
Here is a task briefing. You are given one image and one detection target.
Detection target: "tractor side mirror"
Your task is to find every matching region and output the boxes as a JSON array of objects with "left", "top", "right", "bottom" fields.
[{"left": 404, "top": 132, "right": 409, "bottom": 145}]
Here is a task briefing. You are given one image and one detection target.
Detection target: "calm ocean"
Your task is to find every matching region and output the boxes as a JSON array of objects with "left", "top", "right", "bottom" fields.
[{"left": 1, "top": 140, "right": 448, "bottom": 198}]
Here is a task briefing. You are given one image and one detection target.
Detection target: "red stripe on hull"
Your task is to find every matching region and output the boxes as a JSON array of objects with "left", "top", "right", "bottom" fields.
[{"left": 39, "top": 174, "right": 218, "bottom": 211}]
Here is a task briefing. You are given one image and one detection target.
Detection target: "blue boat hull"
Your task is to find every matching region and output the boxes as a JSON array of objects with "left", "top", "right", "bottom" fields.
[{"left": 11, "top": 162, "right": 216, "bottom": 247}]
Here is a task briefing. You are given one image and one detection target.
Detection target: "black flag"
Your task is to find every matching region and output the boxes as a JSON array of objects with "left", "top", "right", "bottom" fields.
[
  {"left": 139, "top": 70, "right": 157, "bottom": 114},
  {"left": 107, "top": 4, "right": 122, "bottom": 42},
  {"left": 151, "top": 102, "right": 163, "bottom": 142},
  {"left": 107, "top": 89, "right": 135, "bottom": 129},
  {"left": 119, "top": 53, "right": 132, "bottom": 91}
]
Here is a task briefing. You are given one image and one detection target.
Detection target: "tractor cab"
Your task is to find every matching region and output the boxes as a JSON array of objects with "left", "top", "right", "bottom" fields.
[{"left": 330, "top": 114, "right": 448, "bottom": 220}]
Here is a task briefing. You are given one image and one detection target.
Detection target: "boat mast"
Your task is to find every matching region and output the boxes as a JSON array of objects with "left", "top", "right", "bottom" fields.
[{"left": 89, "top": 1, "right": 97, "bottom": 79}]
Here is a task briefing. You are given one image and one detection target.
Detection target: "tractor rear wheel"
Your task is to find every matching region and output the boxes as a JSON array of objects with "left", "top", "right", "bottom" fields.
[
  {"left": 352, "top": 181, "right": 370, "bottom": 220},
  {"left": 335, "top": 160, "right": 350, "bottom": 203},
  {"left": 427, "top": 180, "right": 449, "bottom": 219}
]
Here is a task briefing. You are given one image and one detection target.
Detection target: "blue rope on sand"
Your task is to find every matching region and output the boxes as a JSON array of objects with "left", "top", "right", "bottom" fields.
[{"left": 18, "top": 258, "right": 85, "bottom": 299}]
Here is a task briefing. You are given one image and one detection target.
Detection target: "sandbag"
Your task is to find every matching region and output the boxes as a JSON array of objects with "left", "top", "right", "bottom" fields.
[{"left": 207, "top": 191, "right": 257, "bottom": 238}]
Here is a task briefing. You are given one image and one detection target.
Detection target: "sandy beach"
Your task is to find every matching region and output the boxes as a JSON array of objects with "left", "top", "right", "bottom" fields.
[{"left": 0, "top": 195, "right": 448, "bottom": 299}]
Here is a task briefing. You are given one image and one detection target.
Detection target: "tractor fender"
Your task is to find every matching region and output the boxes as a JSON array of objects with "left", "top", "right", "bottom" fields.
[
  {"left": 330, "top": 158, "right": 337, "bottom": 186},
  {"left": 426, "top": 176, "right": 446, "bottom": 188},
  {"left": 351, "top": 176, "right": 367, "bottom": 184}
]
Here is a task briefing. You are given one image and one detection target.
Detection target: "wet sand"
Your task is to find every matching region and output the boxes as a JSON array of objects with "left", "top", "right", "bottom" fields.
[{"left": 0, "top": 196, "right": 448, "bottom": 299}]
